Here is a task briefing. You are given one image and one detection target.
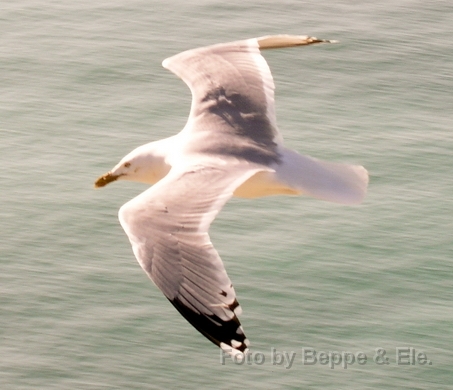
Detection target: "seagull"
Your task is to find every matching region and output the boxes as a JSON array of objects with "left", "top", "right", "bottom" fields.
[{"left": 94, "top": 35, "right": 368, "bottom": 358}]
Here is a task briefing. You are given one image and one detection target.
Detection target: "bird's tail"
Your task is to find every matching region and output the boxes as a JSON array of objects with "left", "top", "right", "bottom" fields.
[{"left": 276, "top": 148, "right": 369, "bottom": 205}]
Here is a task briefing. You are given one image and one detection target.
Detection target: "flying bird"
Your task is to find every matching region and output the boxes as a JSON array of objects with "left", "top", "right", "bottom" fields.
[{"left": 95, "top": 35, "right": 368, "bottom": 357}]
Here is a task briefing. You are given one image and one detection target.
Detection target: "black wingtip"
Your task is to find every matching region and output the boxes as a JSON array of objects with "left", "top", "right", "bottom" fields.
[
  {"left": 169, "top": 297, "right": 250, "bottom": 354},
  {"left": 258, "top": 35, "right": 338, "bottom": 50}
]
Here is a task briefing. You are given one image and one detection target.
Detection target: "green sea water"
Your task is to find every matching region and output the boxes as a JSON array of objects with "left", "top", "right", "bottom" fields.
[{"left": 1, "top": 1, "right": 452, "bottom": 388}]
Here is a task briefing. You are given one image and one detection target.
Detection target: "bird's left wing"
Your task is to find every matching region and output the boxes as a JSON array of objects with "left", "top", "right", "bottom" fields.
[
  {"left": 162, "top": 35, "right": 334, "bottom": 166},
  {"left": 118, "top": 162, "right": 268, "bottom": 356}
]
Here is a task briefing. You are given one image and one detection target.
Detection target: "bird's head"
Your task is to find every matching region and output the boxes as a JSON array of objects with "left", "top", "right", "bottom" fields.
[{"left": 94, "top": 142, "right": 171, "bottom": 188}]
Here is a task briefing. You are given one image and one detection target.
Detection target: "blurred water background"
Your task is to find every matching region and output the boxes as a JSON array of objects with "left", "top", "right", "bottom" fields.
[{"left": 1, "top": 0, "right": 452, "bottom": 388}]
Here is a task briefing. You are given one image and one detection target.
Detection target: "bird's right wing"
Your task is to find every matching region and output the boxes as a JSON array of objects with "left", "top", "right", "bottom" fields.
[{"left": 118, "top": 162, "right": 268, "bottom": 356}]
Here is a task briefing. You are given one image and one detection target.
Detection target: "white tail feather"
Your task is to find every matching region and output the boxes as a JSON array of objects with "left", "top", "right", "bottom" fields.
[{"left": 276, "top": 148, "right": 369, "bottom": 205}]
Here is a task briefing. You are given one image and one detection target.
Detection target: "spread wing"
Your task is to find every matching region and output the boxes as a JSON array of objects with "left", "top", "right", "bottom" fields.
[
  {"left": 118, "top": 162, "right": 268, "bottom": 356},
  {"left": 162, "top": 35, "right": 333, "bottom": 165}
]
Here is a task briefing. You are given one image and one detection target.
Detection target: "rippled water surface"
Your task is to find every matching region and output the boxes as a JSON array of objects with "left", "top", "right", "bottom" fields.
[{"left": 1, "top": 1, "right": 452, "bottom": 388}]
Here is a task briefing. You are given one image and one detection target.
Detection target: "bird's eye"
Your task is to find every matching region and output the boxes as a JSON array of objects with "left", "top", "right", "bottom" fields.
[{"left": 124, "top": 162, "right": 131, "bottom": 168}]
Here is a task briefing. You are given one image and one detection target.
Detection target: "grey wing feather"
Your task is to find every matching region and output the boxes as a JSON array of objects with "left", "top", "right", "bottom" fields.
[
  {"left": 118, "top": 163, "right": 266, "bottom": 353},
  {"left": 162, "top": 37, "right": 281, "bottom": 165},
  {"left": 162, "top": 37, "right": 276, "bottom": 127},
  {"left": 162, "top": 35, "right": 335, "bottom": 165}
]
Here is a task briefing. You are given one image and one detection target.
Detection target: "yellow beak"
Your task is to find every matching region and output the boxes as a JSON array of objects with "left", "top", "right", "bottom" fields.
[{"left": 94, "top": 172, "right": 122, "bottom": 188}]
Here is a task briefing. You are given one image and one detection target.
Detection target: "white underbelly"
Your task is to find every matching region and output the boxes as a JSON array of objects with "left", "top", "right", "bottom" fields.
[{"left": 233, "top": 170, "right": 301, "bottom": 198}]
